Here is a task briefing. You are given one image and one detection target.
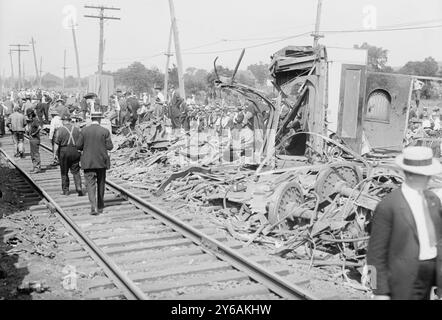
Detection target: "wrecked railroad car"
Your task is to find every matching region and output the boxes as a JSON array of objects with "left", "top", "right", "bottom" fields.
[{"left": 209, "top": 45, "right": 432, "bottom": 257}]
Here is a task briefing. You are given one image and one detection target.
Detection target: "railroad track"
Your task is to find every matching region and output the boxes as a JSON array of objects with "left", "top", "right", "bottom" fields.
[{"left": 0, "top": 132, "right": 317, "bottom": 300}]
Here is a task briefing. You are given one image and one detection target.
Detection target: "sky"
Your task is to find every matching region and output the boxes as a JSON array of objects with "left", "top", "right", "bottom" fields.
[{"left": 1, "top": 0, "right": 442, "bottom": 79}]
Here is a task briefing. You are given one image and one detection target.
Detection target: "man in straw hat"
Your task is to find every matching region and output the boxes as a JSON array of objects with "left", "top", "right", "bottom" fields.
[
  {"left": 54, "top": 113, "right": 83, "bottom": 196},
  {"left": 76, "top": 111, "right": 113, "bottom": 215},
  {"left": 367, "top": 146, "right": 442, "bottom": 299}
]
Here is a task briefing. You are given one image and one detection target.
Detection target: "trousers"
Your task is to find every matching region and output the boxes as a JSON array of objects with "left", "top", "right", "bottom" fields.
[
  {"left": 59, "top": 146, "right": 82, "bottom": 192},
  {"left": 0, "top": 115, "right": 5, "bottom": 135},
  {"left": 84, "top": 168, "right": 106, "bottom": 211},
  {"left": 29, "top": 138, "right": 41, "bottom": 169},
  {"left": 42, "top": 103, "right": 49, "bottom": 122},
  {"left": 410, "top": 258, "right": 437, "bottom": 300},
  {"left": 12, "top": 131, "right": 24, "bottom": 155}
]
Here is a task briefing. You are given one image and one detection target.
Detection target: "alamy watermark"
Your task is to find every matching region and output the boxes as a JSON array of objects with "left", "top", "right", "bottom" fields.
[
  {"left": 62, "top": 4, "right": 78, "bottom": 29},
  {"left": 362, "top": 5, "right": 377, "bottom": 30},
  {"left": 62, "top": 265, "right": 78, "bottom": 291}
]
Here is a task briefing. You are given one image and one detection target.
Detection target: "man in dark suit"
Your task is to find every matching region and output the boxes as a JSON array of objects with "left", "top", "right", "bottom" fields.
[
  {"left": 126, "top": 91, "right": 140, "bottom": 129},
  {"left": 168, "top": 86, "right": 184, "bottom": 133},
  {"left": 76, "top": 112, "right": 113, "bottom": 215},
  {"left": 367, "top": 146, "right": 442, "bottom": 300}
]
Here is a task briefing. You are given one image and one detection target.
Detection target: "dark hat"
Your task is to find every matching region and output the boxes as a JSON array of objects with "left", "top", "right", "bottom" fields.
[
  {"left": 26, "top": 108, "right": 36, "bottom": 117},
  {"left": 154, "top": 85, "right": 163, "bottom": 90},
  {"left": 84, "top": 92, "right": 97, "bottom": 99},
  {"left": 61, "top": 113, "right": 71, "bottom": 121},
  {"left": 55, "top": 98, "right": 64, "bottom": 103},
  {"left": 90, "top": 111, "right": 104, "bottom": 118}
]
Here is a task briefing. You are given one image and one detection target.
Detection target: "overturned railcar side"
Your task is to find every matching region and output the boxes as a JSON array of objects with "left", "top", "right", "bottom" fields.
[{"left": 271, "top": 45, "right": 413, "bottom": 156}]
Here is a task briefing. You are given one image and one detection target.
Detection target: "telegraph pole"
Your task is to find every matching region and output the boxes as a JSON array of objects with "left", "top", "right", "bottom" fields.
[
  {"left": 84, "top": 5, "right": 120, "bottom": 77},
  {"left": 168, "top": 0, "right": 185, "bottom": 99},
  {"left": 39, "top": 56, "right": 43, "bottom": 87},
  {"left": 62, "top": 49, "right": 67, "bottom": 90},
  {"left": 9, "top": 49, "right": 14, "bottom": 83},
  {"left": 311, "top": 0, "right": 324, "bottom": 48},
  {"left": 9, "top": 44, "right": 30, "bottom": 90},
  {"left": 69, "top": 18, "right": 82, "bottom": 90},
  {"left": 30, "top": 37, "right": 40, "bottom": 86},
  {"left": 164, "top": 24, "right": 173, "bottom": 98}
]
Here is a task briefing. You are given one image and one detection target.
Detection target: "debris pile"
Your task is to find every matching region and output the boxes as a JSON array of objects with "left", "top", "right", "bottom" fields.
[
  {"left": 110, "top": 123, "right": 406, "bottom": 269},
  {"left": 2, "top": 211, "right": 58, "bottom": 259}
]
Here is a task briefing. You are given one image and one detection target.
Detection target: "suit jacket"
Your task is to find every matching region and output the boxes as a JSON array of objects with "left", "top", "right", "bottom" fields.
[
  {"left": 367, "top": 188, "right": 442, "bottom": 299},
  {"left": 126, "top": 96, "right": 140, "bottom": 115},
  {"left": 76, "top": 124, "right": 114, "bottom": 170},
  {"left": 169, "top": 91, "right": 183, "bottom": 118}
]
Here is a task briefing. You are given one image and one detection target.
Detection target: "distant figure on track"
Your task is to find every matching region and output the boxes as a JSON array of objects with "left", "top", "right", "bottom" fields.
[
  {"left": 76, "top": 111, "right": 113, "bottom": 215},
  {"left": 6, "top": 106, "right": 27, "bottom": 158},
  {"left": 54, "top": 113, "right": 84, "bottom": 196},
  {"left": 26, "top": 109, "right": 41, "bottom": 173}
]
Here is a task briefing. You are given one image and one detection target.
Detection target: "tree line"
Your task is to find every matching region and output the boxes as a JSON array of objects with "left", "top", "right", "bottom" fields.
[{"left": 5, "top": 43, "right": 441, "bottom": 96}]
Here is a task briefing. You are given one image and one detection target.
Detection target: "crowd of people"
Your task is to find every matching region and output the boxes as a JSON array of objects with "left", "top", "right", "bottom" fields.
[
  {"left": 0, "top": 88, "right": 113, "bottom": 216},
  {"left": 406, "top": 105, "right": 442, "bottom": 157}
]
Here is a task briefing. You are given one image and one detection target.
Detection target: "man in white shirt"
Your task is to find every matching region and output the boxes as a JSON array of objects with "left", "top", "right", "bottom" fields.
[
  {"left": 48, "top": 109, "right": 63, "bottom": 165},
  {"left": 367, "top": 146, "right": 442, "bottom": 299},
  {"left": 153, "top": 86, "right": 166, "bottom": 120}
]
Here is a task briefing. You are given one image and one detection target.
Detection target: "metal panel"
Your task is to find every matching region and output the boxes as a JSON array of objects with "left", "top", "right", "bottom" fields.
[
  {"left": 337, "top": 64, "right": 367, "bottom": 153},
  {"left": 341, "top": 69, "right": 361, "bottom": 138},
  {"left": 363, "top": 72, "right": 413, "bottom": 150}
]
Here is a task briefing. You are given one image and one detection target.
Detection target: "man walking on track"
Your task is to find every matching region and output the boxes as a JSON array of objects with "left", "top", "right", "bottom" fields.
[
  {"left": 27, "top": 109, "right": 41, "bottom": 173},
  {"left": 54, "top": 114, "right": 83, "bottom": 196},
  {"left": 6, "top": 106, "right": 27, "bottom": 158},
  {"left": 367, "top": 146, "right": 442, "bottom": 300},
  {"left": 76, "top": 111, "right": 113, "bottom": 215}
]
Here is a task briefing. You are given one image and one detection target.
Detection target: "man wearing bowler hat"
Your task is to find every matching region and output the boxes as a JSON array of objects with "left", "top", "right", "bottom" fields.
[
  {"left": 367, "top": 146, "right": 442, "bottom": 299},
  {"left": 76, "top": 111, "right": 113, "bottom": 215}
]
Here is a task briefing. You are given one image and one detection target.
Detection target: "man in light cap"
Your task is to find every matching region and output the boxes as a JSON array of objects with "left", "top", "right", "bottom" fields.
[
  {"left": 54, "top": 113, "right": 83, "bottom": 196},
  {"left": 367, "top": 146, "right": 442, "bottom": 300},
  {"left": 49, "top": 109, "right": 63, "bottom": 165},
  {"left": 6, "top": 106, "right": 27, "bottom": 158}
]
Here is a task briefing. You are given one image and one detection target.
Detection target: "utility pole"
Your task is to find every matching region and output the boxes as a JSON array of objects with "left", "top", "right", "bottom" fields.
[
  {"left": 164, "top": 24, "right": 173, "bottom": 99},
  {"left": 9, "top": 49, "right": 14, "bottom": 82},
  {"left": 39, "top": 56, "right": 43, "bottom": 88},
  {"left": 84, "top": 5, "right": 120, "bottom": 77},
  {"left": 62, "top": 49, "right": 67, "bottom": 91},
  {"left": 168, "top": 0, "right": 185, "bottom": 99},
  {"left": 69, "top": 18, "right": 82, "bottom": 90},
  {"left": 9, "top": 44, "right": 29, "bottom": 90},
  {"left": 311, "top": 0, "right": 324, "bottom": 48},
  {"left": 30, "top": 37, "right": 40, "bottom": 87}
]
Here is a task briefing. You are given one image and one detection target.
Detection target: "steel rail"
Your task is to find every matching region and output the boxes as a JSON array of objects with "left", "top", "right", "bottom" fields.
[
  {"left": 33, "top": 137, "right": 317, "bottom": 300},
  {"left": 0, "top": 147, "right": 149, "bottom": 300},
  {"left": 107, "top": 179, "right": 318, "bottom": 300}
]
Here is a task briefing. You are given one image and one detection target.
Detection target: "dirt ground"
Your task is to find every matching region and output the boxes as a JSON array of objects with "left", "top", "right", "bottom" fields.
[
  {"left": 116, "top": 182, "right": 371, "bottom": 300},
  {"left": 0, "top": 158, "right": 84, "bottom": 300},
  {"left": 0, "top": 152, "right": 370, "bottom": 300}
]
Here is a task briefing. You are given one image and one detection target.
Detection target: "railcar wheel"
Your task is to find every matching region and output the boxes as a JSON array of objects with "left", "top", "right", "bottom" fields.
[
  {"left": 314, "top": 163, "right": 362, "bottom": 202},
  {"left": 267, "top": 181, "right": 304, "bottom": 229}
]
